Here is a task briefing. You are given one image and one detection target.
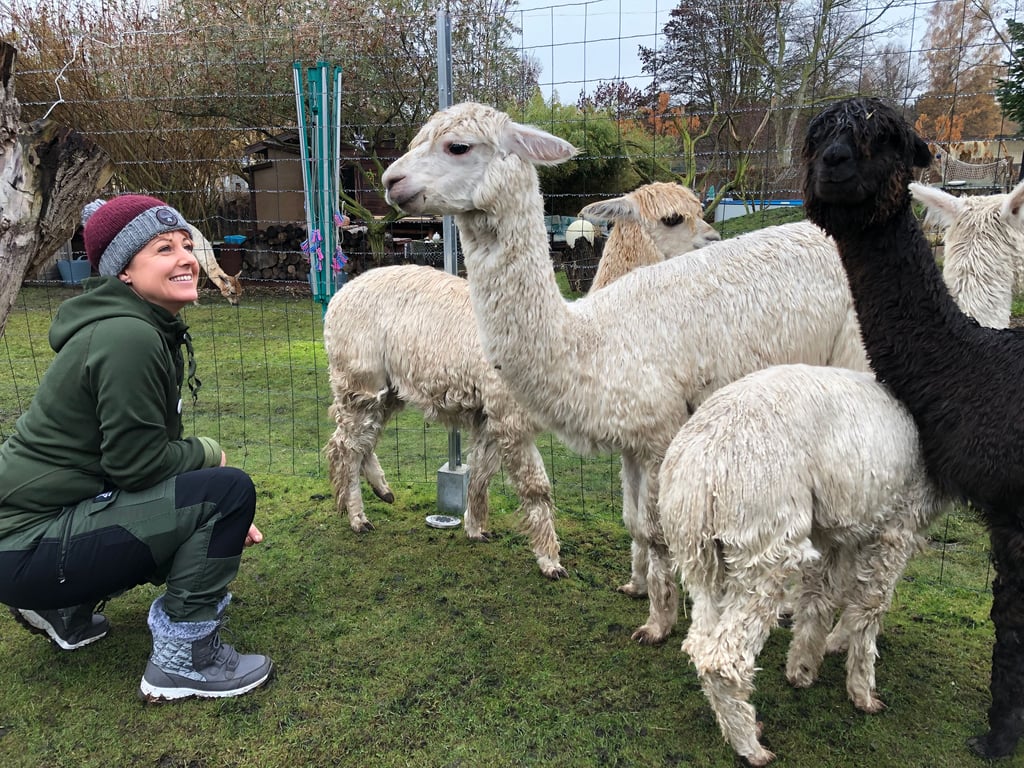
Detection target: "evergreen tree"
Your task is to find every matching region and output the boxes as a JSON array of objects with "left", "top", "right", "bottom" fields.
[{"left": 996, "top": 18, "right": 1024, "bottom": 133}]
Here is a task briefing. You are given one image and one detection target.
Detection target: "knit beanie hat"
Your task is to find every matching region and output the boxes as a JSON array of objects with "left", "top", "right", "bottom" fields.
[{"left": 82, "top": 195, "right": 191, "bottom": 276}]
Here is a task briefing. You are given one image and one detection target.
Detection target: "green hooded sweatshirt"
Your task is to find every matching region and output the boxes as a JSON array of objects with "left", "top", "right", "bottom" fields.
[{"left": 0, "top": 276, "right": 222, "bottom": 537}]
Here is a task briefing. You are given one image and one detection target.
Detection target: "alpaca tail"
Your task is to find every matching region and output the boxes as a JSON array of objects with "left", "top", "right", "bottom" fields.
[{"left": 661, "top": 462, "right": 726, "bottom": 594}]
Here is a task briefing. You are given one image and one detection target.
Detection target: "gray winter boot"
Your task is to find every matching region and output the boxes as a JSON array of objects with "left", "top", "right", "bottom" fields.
[
  {"left": 139, "top": 594, "right": 273, "bottom": 703},
  {"left": 10, "top": 604, "right": 109, "bottom": 650}
]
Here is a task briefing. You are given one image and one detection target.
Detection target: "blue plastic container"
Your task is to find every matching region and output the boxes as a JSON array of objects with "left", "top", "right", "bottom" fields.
[
  {"left": 57, "top": 258, "right": 92, "bottom": 285},
  {"left": 224, "top": 234, "right": 247, "bottom": 245}
]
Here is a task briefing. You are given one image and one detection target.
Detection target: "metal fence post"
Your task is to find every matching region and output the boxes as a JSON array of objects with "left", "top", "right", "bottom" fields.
[{"left": 431, "top": 8, "right": 470, "bottom": 526}]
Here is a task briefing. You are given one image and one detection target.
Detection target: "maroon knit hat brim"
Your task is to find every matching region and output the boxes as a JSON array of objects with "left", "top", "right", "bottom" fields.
[{"left": 83, "top": 195, "right": 175, "bottom": 272}]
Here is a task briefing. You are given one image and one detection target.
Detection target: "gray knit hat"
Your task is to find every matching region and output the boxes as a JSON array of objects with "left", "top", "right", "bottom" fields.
[{"left": 82, "top": 195, "right": 191, "bottom": 276}]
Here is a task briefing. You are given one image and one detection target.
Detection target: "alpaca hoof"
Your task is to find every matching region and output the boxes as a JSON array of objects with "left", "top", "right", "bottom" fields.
[
  {"left": 540, "top": 563, "right": 569, "bottom": 580},
  {"left": 968, "top": 731, "right": 1020, "bottom": 759},
  {"left": 630, "top": 624, "right": 669, "bottom": 645},
  {"left": 617, "top": 582, "right": 647, "bottom": 599},
  {"left": 467, "top": 530, "right": 495, "bottom": 543},
  {"left": 351, "top": 519, "right": 375, "bottom": 533},
  {"left": 742, "top": 745, "right": 775, "bottom": 766},
  {"left": 785, "top": 666, "right": 816, "bottom": 689},
  {"left": 855, "top": 694, "right": 886, "bottom": 714},
  {"left": 373, "top": 489, "right": 395, "bottom": 504}
]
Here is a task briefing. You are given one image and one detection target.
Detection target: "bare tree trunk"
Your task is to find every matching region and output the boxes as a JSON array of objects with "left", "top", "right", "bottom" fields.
[{"left": 0, "top": 40, "right": 114, "bottom": 337}]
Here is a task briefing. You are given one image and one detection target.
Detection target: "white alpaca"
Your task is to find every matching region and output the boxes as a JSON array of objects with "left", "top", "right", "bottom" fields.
[
  {"left": 382, "top": 103, "right": 874, "bottom": 644},
  {"left": 579, "top": 181, "right": 720, "bottom": 292},
  {"left": 910, "top": 181, "right": 1024, "bottom": 329},
  {"left": 659, "top": 365, "right": 949, "bottom": 765},
  {"left": 322, "top": 264, "right": 564, "bottom": 578},
  {"left": 189, "top": 225, "right": 243, "bottom": 305},
  {"left": 381, "top": 104, "right": 1024, "bottom": 644},
  {"left": 321, "top": 183, "right": 716, "bottom": 579}
]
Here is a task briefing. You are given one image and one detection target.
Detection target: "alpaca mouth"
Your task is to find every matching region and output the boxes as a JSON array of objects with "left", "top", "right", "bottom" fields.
[
  {"left": 386, "top": 187, "right": 423, "bottom": 212},
  {"left": 811, "top": 172, "right": 860, "bottom": 202}
]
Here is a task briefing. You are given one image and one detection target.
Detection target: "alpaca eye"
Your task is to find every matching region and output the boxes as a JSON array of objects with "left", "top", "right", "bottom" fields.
[
  {"left": 448, "top": 142, "right": 471, "bottom": 156},
  {"left": 661, "top": 213, "right": 684, "bottom": 227}
]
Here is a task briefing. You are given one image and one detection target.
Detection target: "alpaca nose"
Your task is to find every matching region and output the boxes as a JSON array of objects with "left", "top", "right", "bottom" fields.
[
  {"left": 382, "top": 170, "right": 402, "bottom": 192},
  {"left": 822, "top": 142, "right": 853, "bottom": 168}
]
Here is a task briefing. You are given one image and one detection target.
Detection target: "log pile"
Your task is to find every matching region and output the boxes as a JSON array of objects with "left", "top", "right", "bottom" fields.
[{"left": 241, "top": 224, "right": 378, "bottom": 282}]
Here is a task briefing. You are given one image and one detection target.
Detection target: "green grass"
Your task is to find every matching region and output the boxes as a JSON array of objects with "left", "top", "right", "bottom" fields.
[{"left": 0, "top": 263, "right": 1015, "bottom": 767}]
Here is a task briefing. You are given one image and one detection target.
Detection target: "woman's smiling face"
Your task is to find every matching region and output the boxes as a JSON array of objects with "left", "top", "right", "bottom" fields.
[{"left": 120, "top": 229, "right": 200, "bottom": 314}]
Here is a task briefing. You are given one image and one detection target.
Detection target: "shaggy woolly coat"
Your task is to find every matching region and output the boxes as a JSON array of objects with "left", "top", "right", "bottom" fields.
[
  {"left": 189, "top": 225, "right": 242, "bottom": 305},
  {"left": 382, "top": 103, "right": 1024, "bottom": 646},
  {"left": 659, "top": 363, "right": 947, "bottom": 764}
]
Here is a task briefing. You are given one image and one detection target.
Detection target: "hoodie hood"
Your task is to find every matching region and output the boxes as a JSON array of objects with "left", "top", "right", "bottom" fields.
[
  {"left": 49, "top": 275, "right": 185, "bottom": 352},
  {"left": 49, "top": 276, "right": 201, "bottom": 404}
]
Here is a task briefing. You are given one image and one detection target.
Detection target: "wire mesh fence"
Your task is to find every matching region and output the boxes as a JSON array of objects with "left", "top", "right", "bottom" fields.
[{"left": 2, "top": 0, "right": 1015, "bottom": 596}]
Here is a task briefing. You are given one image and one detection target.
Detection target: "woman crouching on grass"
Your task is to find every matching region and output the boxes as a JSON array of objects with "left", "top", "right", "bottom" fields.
[{"left": 0, "top": 195, "right": 272, "bottom": 701}]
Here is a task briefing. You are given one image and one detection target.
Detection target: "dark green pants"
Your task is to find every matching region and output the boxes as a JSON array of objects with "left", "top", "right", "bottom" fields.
[{"left": 0, "top": 467, "right": 256, "bottom": 622}]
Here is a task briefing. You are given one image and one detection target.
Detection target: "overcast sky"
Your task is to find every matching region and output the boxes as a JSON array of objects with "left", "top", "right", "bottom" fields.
[{"left": 509, "top": 0, "right": 673, "bottom": 101}]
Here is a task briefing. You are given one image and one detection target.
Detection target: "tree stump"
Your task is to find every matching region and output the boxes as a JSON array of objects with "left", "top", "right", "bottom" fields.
[{"left": 0, "top": 40, "right": 114, "bottom": 336}]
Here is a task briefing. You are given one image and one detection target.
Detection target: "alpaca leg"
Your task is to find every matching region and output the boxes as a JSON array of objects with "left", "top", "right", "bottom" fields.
[
  {"left": 787, "top": 545, "right": 843, "bottom": 688},
  {"left": 325, "top": 387, "right": 393, "bottom": 533},
  {"left": 499, "top": 438, "right": 565, "bottom": 579},
  {"left": 360, "top": 452, "right": 394, "bottom": 503},
  {"left": 969, "top": 527, "right": 1024, "bottom": 759},
  {"left": 839, "top": 530, "right": 916, "bottom": 713},
  {"left": 325, "top": 420, "right": 372, "bottom": 532},
  {"left": 463, "top": 427, "right": 500, "bottom": 543},
  {"left": 617, "top": 453, "right": 648, "bottom": 597},
  {"left": 685, "top": 570, "right": 790, "bottom": 765},
  {"left": 631, "top": 468, "right": 679, "bottom": 644}
]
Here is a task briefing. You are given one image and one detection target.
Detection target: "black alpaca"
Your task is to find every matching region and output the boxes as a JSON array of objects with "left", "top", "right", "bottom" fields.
[{"left": 802, "top": 96, "right": 1024, "bottom": 760}]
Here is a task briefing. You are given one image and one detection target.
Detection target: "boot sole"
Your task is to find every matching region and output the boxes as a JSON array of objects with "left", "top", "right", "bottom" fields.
[
  {"left": 139, "top": 664, "right": 274, "bottom": 703},
  {"left": 10, "top": 608, "right": 107, "bottom": 651}
]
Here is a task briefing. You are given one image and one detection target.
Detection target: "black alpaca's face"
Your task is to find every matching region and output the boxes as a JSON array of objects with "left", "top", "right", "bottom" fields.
[{"left": 802, "top": 98, "right": 932, "bottom": 215}]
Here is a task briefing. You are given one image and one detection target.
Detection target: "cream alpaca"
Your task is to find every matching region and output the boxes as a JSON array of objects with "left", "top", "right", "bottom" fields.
[
  {"left": 189, "top": 225, "right": 242, "bottom": 305},
  {"left": 580, "top": 181, "right": 720, "bottom": 292},
  {"left": 910, "top": 181, "right": 1024, "bottom": 329}
]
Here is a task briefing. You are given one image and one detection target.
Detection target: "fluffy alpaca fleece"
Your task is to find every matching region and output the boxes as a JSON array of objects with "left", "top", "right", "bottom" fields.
[
  {"left": 323, "top": 264, "right": 564, "bottom": 578},
  {"left": 660, "top": 364, "right": 949, "bottom": 765},
  {"left": 803, "top": 96, "right": 1024, "bottom": 759},
  {"left": 580, "top": 181, "right": 720, "bottom": 292},
  {"left": 382, "top": 102, "right": 874, "bottom": 644},
  {"left": 911, "top": 181, "right": 1024, "bottom": 329},
  {"left": 189, "top": 225, "right": 242, "bottom": 305}
]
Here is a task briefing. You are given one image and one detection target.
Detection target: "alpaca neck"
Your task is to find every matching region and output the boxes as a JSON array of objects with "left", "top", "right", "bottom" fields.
[
  {"left": 833, "top": 207, "right": 979, "bottom": 414},
  {"left": 455, "top": 180, "right": 579, "bottom": 420}
]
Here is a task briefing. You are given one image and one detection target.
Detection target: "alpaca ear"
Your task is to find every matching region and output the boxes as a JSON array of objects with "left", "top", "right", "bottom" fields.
[
  {"left": 578, "top": 195, "right": 639, "bottom": 224},
  {"left": 910, "top": 182, "right": 962, "bottom": 229},
  {"left": 1001, "top": 178, "right": 1024, "bottom": 220},
  {"left": 912, "top": 134, "right": 933, "bottom": 169},
  {"left": 503, "top": 122, "right": 578, "bottom": 166}
]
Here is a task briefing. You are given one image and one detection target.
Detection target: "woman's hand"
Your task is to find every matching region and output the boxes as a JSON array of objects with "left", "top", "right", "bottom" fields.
[{"left": 244, "top": 524, "right": 263, "bottom": 547}]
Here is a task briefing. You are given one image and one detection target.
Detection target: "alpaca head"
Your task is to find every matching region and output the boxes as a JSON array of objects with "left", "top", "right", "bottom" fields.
[
  {"left": 382, "top": 102, "right": 577, "bottom": 217},
  {"left": 210, "top": 271, "right": 243, "bottom": 305},
  {"left": 579, "top": 182, "right": 721, "bottom": 259},
  {"left": 911, "top": 179, "right": 1024, "bottom": 255},
  {"left": 802, "top": 97, "right": 933, "bottom": 234}
]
